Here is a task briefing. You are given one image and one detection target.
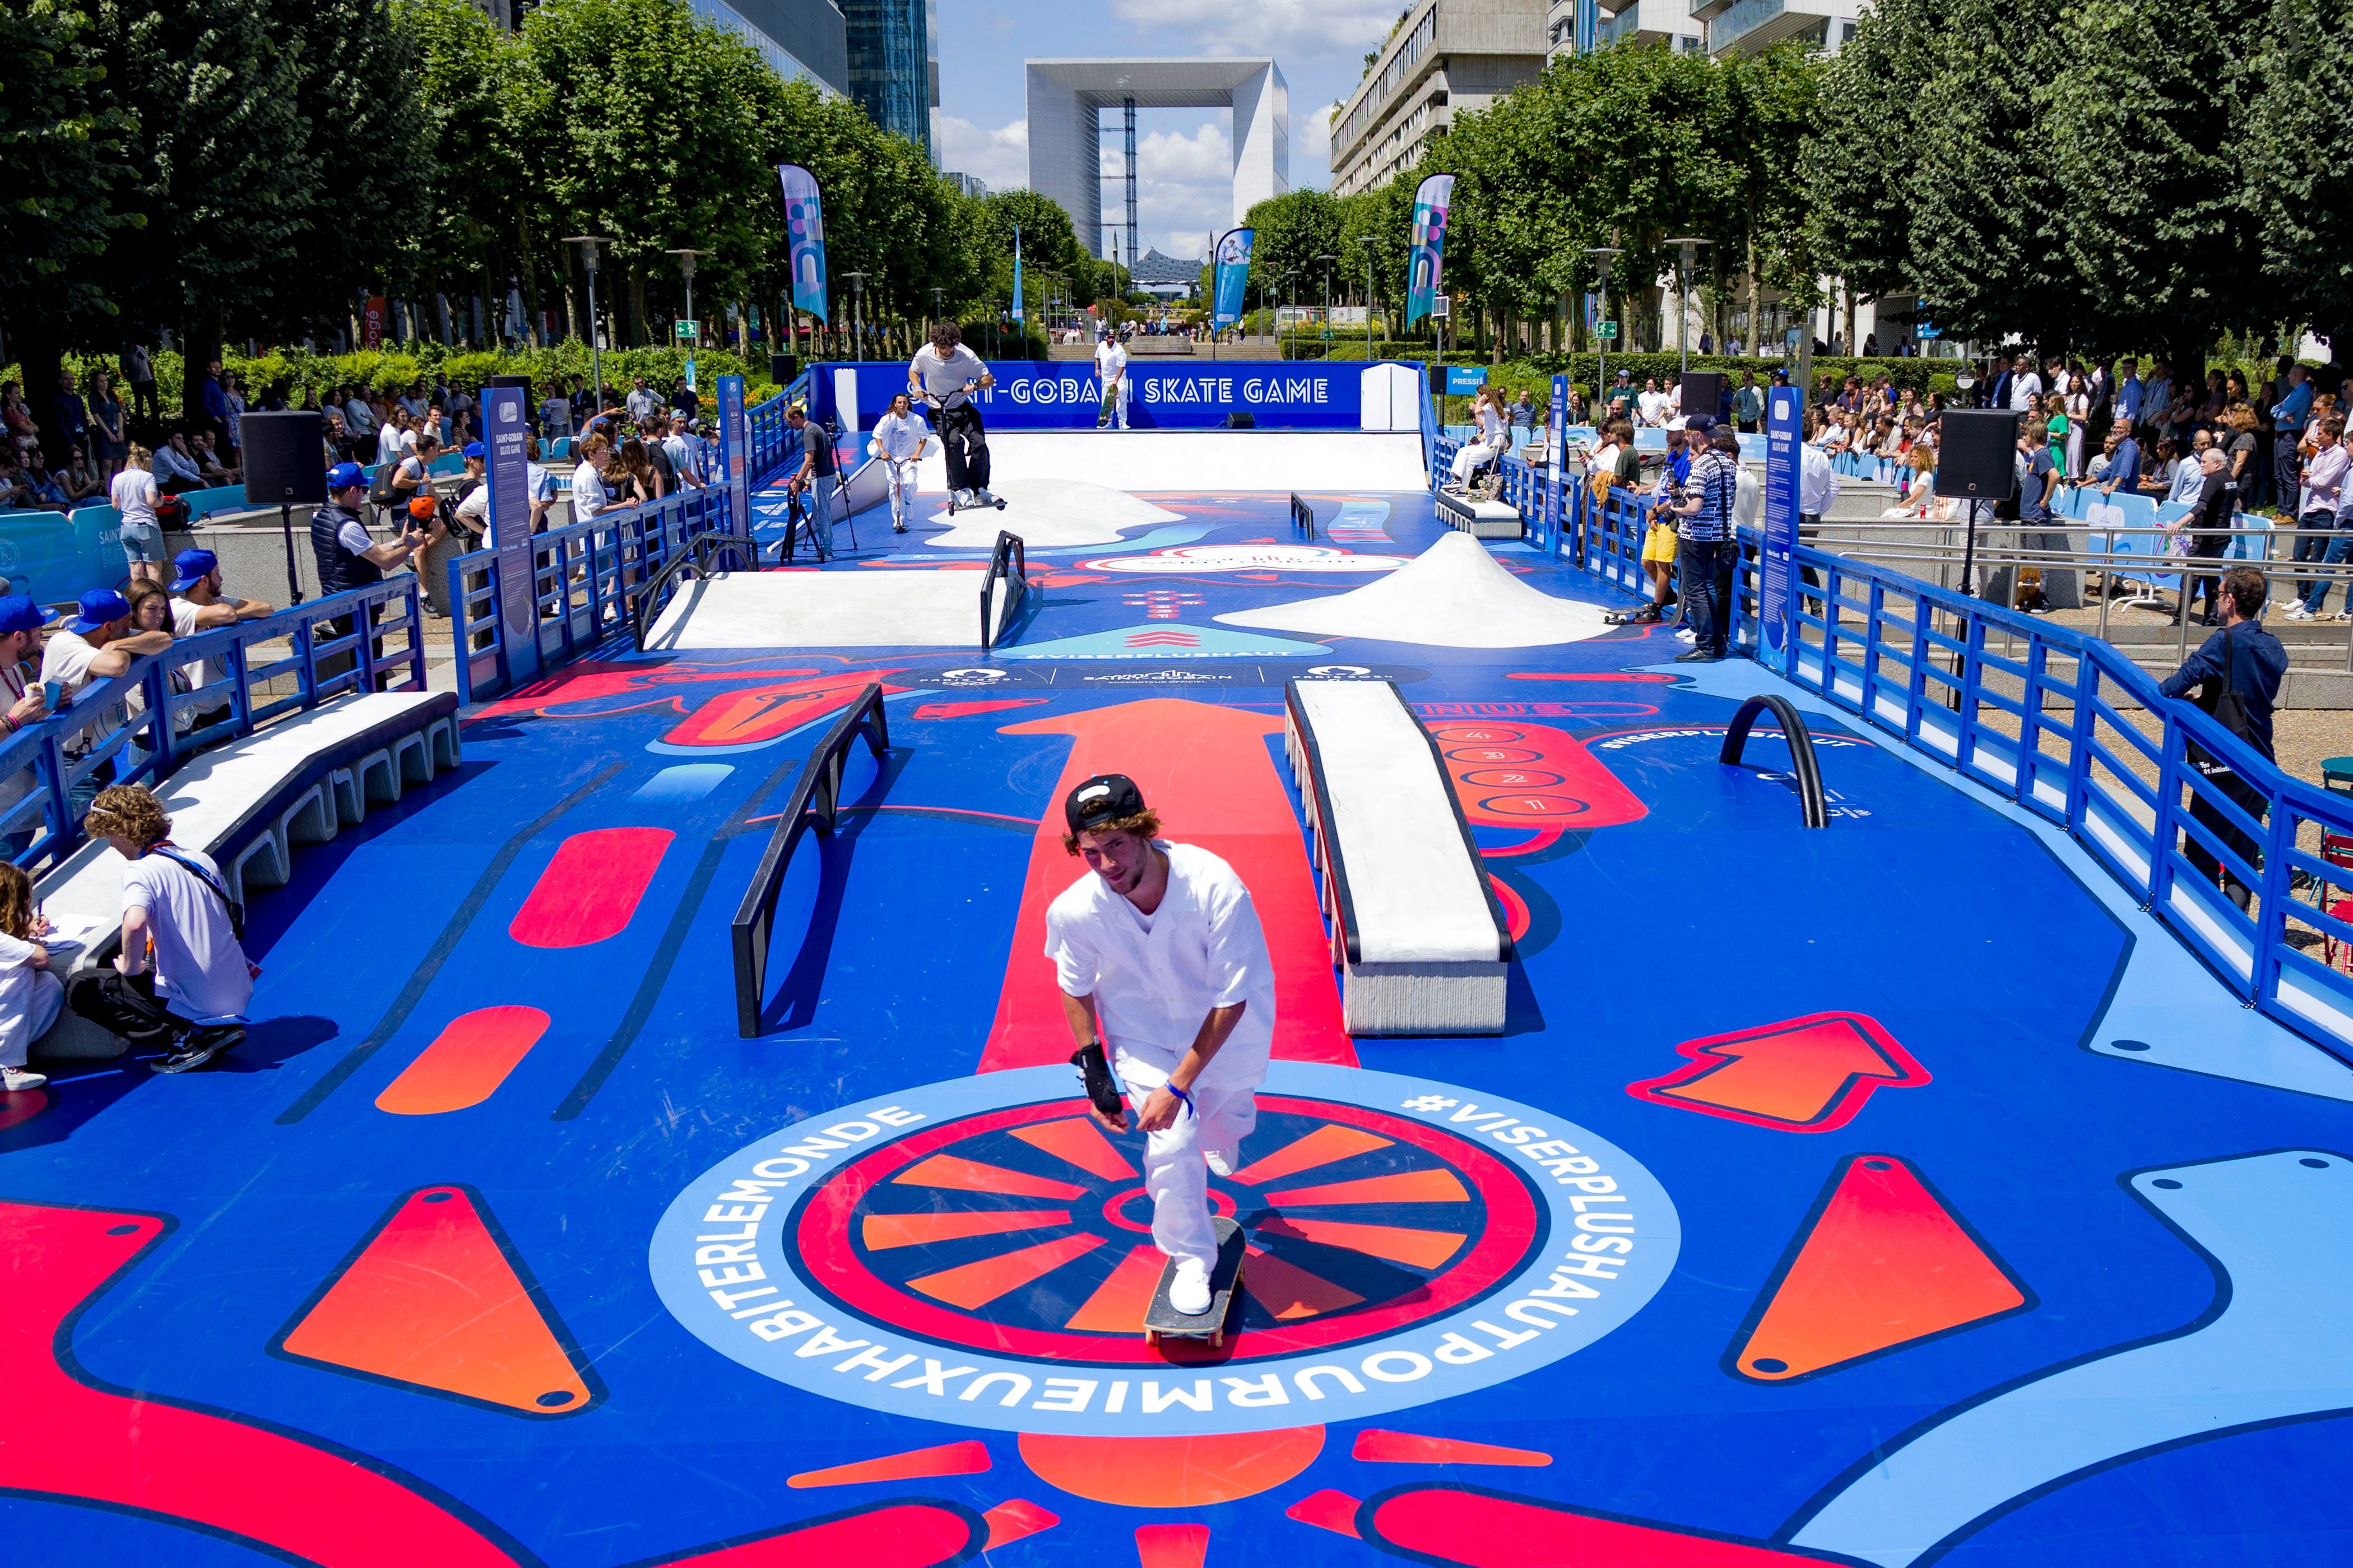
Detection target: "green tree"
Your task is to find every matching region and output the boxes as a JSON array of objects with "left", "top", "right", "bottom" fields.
[
  {"left": 2240, "top": 0, "right": 2353, "bottom": 349},
  {"left": 1241, "top": 188, "right": 1344, "bottom": 309},
  {"left": 400, "top": 0, "right": 539, "bottom": 341}
]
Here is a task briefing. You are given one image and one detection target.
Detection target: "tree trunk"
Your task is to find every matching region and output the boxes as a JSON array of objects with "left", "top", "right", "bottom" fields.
[{"left": 1841, "top": 279, "right": 1857, "bottom": 359}]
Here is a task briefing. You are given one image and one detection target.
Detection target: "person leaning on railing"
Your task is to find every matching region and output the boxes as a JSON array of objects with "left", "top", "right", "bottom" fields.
[{"left": 2159, "top": 565, "right": 2287, "bottom": 912}]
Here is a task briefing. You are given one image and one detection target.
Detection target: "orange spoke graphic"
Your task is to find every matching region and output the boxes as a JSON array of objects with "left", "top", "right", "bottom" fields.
[
  {"left": 1010, "top": 1118, "right": 1138, "bottom": 1181},
  {"left": 860, "top": 1209, "right": 1071, "bottom": 1251},
  {"left": 1064, "top": 1245, "right": 1169, "bottom": 1332},
  {"left": 1230, "top": 1125, "right": 1394, "bottom": 1186},
  {"left": 1241, "top": 1246, "right": 1367, "bottom": 1320},
  {"left": 1263, "top": 1170, "right": 1469, "bottom": 1207},
  {"left": 1256, "top": 1216, "right": 1465, "bottom": 1270},
  {"left": 907, "top": 1233, "right": 1106, "bottom": 1309},
  {"left": 893, "top": 1154, "right": 1088, "bottom": 1200}
]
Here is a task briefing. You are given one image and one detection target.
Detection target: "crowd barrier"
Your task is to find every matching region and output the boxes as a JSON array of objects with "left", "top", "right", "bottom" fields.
[{"left": 0, "top": 577, "right": 428, "bottom": 869}]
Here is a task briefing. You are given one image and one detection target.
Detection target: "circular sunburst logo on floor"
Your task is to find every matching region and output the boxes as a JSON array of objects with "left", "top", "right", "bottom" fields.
[{"left": 652, "top": 1063, "right": 1677, "bottom": 1435}]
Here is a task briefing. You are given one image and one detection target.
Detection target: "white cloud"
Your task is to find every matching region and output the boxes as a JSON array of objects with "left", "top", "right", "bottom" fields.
[
  {"left": 936, "top": 114, "right": 1029, "bottom": 192},
  {"left": 1099, "top": 120, "right": 1233, "bottom": 262},
  {"left": 1108, "top": 0, "right": 1400, "bottom": 57},
  {"left": 1294, "top": 99, "right": 1342, "bottom": 188}
]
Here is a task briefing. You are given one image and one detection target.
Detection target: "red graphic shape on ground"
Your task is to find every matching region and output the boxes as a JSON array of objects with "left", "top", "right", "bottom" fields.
[
  {"left": 1287, "top": 1488, "right": 1363, "bottom": 1537},
  {"left": 1427, "top": 722, "right": 1646, "bottom": 829},
  {"left": 662, "top": 670, "right": 904, "bottom": 750},
  {"left": 1352, "top": 1430, "right": 1551, "bottom": 1467},
  {"left": 375, "top": 1006, "right": 551, "bottom": 1115},
  {"left": 981, "top": 700, "right": 1353, "bottom": 1070},
  {"left": 1626, "top": 1011, "right": 1928, "bottom": 1132},
  {"left": 1232, "top": 1124, "right": 1393, "bottom": 1185},
  {"left": 275, "top": 1185, "right": 598, "bottom": 1417},
  {"left": 787, "top": 1440, "right": 992, "bottom": 1489},
  {"left": 1138, "top": 1523, "right": 1212, "bottom": 1568},
  {"left": 894, "top": 1153, "right": 1088, "bottom": 1199},
  {"left": 911, "top": 699, "right": 1051, "bottom": 720},
  {"left": 1266, "top": 1169, "right": 1470, "bottom": 1206},
  {"left": 0, "top": 1198, "right": 527, "bottom": 1565},
  {"left": 468, "top": 659, "right": 825, "bottom": 722},
  {"left": 1256, "top": 1215, "right": 1465, "bottom": 1270},
  {"left": 1729, "top": 1154, "right": 2031, "bottom": 1381},
  {"left": 1241, "top": 1245, "right": 1366, "bottom": 1320},
  {"left": 982, "top": 1499, "right": 1059, "bottom": 1548},
  {"left": 1011, "top": 1116, "right": 1138, "bottom": 1180},
  {"left": 1361, "top": 1486, "right": 1863, "bottom": 1565},
  {"left": 1063, "top": 1243, "right": 1168, "bottom": 1331},
  {"left": 508, "top": 827, "right": 672, "bottom": 947},
  {"left": 0, "top": 1086, "right": 52, "bottom": 1133},
  {"left": 906, "top": 1231, "right": 1104, "bottom": 1309},
  {"left": 860, "top": 1208, "right": 1069, "bottom": 1250},
  {"left": 648, "top": 1502, "right": 983, "bottom": 1567},
  {"left": 1019, "top": 1429, "right": 1325, "bottom": 1507}
]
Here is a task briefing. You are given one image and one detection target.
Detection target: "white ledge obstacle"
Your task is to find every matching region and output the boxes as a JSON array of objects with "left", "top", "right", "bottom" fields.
[
  {"left": 1436, "top": 488, "right": 1522, "bottom": 538},
  {"left": 1284, "top": 678, "right": 1512, "bottom": 1035},
  {"left": 34, "top": 691, "right": 461, "bottom": 1059}
]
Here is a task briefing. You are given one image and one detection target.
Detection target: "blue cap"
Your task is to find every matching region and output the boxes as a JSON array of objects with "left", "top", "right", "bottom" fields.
[
  {"left": 0, "top": 595, "right": 44, "bottom": 637},
  {"left": 326, "top": 460, "right": 365, "bottom": 492},
  {"left": 171, "top": 548, "right": 218, "bottom": 592},
  {"left": 67, "top": 588, "right": 129, "bottom": 635},
  {"left": 463, "top": 441, "right": 485, "bottom": 459}
]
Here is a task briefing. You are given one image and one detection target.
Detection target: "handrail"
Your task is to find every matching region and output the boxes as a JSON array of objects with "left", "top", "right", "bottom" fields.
[
  {"left": 1719, "top": 694, "right": 1830, "bottom": 829},
  {"left": 981, "top": 529, "right": 1028, "bottom": 651},
  {"left": 1290, "top": 492, "right": 1318, "bottom": 539},
  {"left": 629, "top": 529, "right": 759, "bottom": 652},
  {"left": 730, "top": 682, "right": 890, "bottom": 1036}
]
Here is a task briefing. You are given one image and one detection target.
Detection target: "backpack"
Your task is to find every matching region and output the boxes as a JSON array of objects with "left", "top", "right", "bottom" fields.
[
  {"left": 2187, "top": 625, "right": 2259, "bottom": 776},
  {"left": 368, "top": 462, "right": 400, "bottom": 506}
]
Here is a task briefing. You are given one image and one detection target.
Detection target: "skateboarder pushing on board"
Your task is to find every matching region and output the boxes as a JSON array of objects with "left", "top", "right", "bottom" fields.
[{"left": 1048, "top": 774, "right": 1275, "bottom": 1315}]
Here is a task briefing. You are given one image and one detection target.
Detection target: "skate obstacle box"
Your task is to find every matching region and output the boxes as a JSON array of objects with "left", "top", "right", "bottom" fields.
[
  {"left": 33, "top": 691, "right": 461, "bottom": 1059},
  {"left": 1436, "top": 487, "right": 1522, "bottom": 539},
  {"left": 1283, "top": 678, "right": 1512, "bottom": 1034}
]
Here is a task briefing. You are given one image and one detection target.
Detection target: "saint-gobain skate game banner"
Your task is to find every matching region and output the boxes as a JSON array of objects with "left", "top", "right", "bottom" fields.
[{"left": 809, "top": 360, "right": 1434, "bottom": 433}]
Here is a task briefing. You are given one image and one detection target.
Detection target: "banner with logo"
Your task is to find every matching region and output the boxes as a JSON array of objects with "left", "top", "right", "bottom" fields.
[
  {"left": 482, "top": 384, "right": 539, "bottom": 686},
  {"left": 1213, "top": 228, "right": 1252, "bottom": 330},
  {"left": 717, "top": 374, "right": 748, "bottom": 534},
  {"left": 361, "top": 296, "right": 387, "bottom": 349},
  {"left": 1011, "top": 225, "right": 1024, "bottom": 325},
  {"left": 1405, "top": 174, "right": 1456, "bottom": 328},
  {"left": 1760, "top": 385, "right": 1802, "bottom": 675},
  {"left": 777, "top": 164, "right": 828, "bottom": 322},
  {"left": 1549, "top": 372, "right": 1568, "bottom": 552}
]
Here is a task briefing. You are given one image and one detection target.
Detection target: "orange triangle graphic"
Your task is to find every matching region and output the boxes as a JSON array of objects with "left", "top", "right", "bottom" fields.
[
  {"left": 275, "top": 1185, "right": 601, "bottom": 1416},
  {"left": 1728, "top": 1154, "right": 2031, "bottom": 1383}
]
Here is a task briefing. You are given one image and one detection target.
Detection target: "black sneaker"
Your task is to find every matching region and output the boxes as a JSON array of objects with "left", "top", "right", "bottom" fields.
[
  {"left": 1675, "top": 648, "right": 1722, "bottom": 663},
  {"left": 150, "top": 1025, "right": 244, "bottom": 1074}
]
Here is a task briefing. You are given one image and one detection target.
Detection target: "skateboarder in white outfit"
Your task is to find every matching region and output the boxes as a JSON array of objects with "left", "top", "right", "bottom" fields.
[
  {"left": 1094, "top": 331, "right": 1129, "bottom": 430},
  {"left": 869, "top": 392, "right": 931, "bottom": 533},
  {"left": 1048, "top": 774, "right": 1274, "bottom": 1315}
]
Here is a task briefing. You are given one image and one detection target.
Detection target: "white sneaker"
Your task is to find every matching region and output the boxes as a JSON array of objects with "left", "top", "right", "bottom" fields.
[
  {"left": 2286, "top": 603, "right": 2315, "bottom": 620},
  {"left": 1204, "top": 1148, "right": 1236, "bottom": 1178},
  {"left": 952, "top": 488, "right": 973, "bottom": 508},
  {"left": 973, "top": 488, "right": 998, "bottom": 506},
  {"left": 1676, "top": 627, "right": 1697, "bottom": 641},
  {"left": 2, "top": 1066, "right": 47, "bottom": 1091},
  {"left": 1168, "top": 1257, "right": 1213, "bottom": 1315}
]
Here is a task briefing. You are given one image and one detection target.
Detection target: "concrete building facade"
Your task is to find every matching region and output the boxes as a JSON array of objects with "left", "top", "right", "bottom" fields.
[
  {"left": 1329, "top": 0, "right": 1544, "bottom": 198},
  {"left": 1027, "top": 59, "right": 1289, "bottom": 261},
  {"left": 1692, "top": 0, "right": 1861, "bottom": 57}
]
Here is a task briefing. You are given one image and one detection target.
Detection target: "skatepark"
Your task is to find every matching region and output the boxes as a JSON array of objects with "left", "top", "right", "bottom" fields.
[{"left": 8, "top": 367, "right": 2353, "bottom": 1568}]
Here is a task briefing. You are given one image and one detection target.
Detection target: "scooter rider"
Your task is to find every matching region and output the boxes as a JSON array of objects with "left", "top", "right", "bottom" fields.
[
  {"left": 869, "top": 391, "right": 932, "bottom": 534},
  {"left": 909, "top": 322, "right": 997, "bottom": 509}
]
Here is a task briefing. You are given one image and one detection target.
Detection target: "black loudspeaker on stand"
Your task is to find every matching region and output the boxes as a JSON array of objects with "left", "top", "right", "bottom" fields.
[
  {"left": 1936, "top": 408, "right": 2021, "bottom": 602},
  {"left": 243, "top": 410, "right": 326, "bottom": 606},
  {"left": 771, "top": 354, "right": 800, "bottom": 387},
  {"left": 1679, "top": 371, "right": 1725, "bottom": 424}
]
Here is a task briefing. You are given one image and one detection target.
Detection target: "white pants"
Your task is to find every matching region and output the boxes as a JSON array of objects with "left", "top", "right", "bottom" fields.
[
  {"left": 1102, "top": 378, "right": 1128, "bottom": 429},
  {"left": 883, "top": 458, "right": 920, "bottom": 527},
  {"left": 1113, "top": 1045, "right": 1259, "bottom": 1272},
  {"left": 1451, "top": 441, "right": 1498, "bottom": 484},
  {"left": 0, "top": 969, "right": 62, "bottom": 1067}
]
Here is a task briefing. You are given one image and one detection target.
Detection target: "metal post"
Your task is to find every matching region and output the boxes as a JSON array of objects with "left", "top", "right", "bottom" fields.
[
  {"left": 1664, "top": 238, "right": 1707, "bottom": 386},
  {"left": 1124, "top": 96, "right": 1139, "bottom": 278},
  {"left": 565, "top": 236, "right": 610, "bottom": 413},
  {"left": 1361, "top": 237, "right": 1377, "bottom": 361},
  {"left": 843, "top": 272, "right": 867, "bottom": 360},
  {"left": 1586, "top": 247, "right": 1619, "bottom": 415}
]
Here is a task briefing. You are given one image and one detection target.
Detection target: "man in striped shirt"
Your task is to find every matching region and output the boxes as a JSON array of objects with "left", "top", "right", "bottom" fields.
[{"left": 1673, "top": 425, "right": 1742, "bottom": 663}]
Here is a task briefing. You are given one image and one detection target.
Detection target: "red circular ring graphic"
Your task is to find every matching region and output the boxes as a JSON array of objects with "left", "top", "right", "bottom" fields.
[
  {"left": 1459, "top": 768, "right": 1565, "bottom": 789},
  {"left": 1445, "top": 746, "right": 1543, "bottom": 765},
  {"left": 1101, "top": 1185, "right": 1235, "bottom": 1234},
  {"left": 1431, "top": 727, "right": 1526, "bottom": 745},
  {"left": 793, "top": 1095, "right": 1542, "bottom": 1366},
  {"left": 1475, "top": 793, "right": 1591, "bottom": 817}
]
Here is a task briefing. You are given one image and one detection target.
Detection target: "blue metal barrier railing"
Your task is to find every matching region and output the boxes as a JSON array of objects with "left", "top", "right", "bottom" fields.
[
  {"left": 1727, "top": 537, "right": 2353, "bottom": 1059},
  {"left": 0, "top": 576, "right": 426, "bottom": 867}
]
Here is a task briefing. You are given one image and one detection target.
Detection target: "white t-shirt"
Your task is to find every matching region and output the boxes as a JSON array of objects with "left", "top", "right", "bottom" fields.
[
  {"left": 572, "top": 459, "right": 609, "bottom": 519},
  {"left": 336, "top": 517, "right": 375, "bottom": 557},
  {"left": 345, "top": 398, "right": 374, "bottom": 434},
  {"left": 377, "top": 422, "right": 402, "bottom": 464},
  {"left": 110, "top": 468, "right": 159, "bottom": 529},
  {"left": 169, "top": 596, "right": 230, "bottom": 690},
  {"left": 662, "top": 433, "right": 699, "bottom": 483},
  {"left": 1637, "top": 390, "right": 1668, "bottom": 425},
  {"left": 870, "top": 411, "right": 931, "bottom": 462},
  {"left": 1094, "top": 340, "right": 1128, "bottom": 382},
  {"left": 0, "top": 929, "right": 50, "bottom": 1062},
  {"left": 123, "top": 846, "right": 252, "bottom": 1021},
  {"left": 1043, "top": 840, "right": 1275, "bottom": 1085},
  {"left": 40, "top": 627, "right": 121, "bottom": 755},
  {"left": 910, "top": 344, "right": 989, "bottom": 401},
  {"left": 2009, "top": 372, "right": 2043, "bottom": 412}
]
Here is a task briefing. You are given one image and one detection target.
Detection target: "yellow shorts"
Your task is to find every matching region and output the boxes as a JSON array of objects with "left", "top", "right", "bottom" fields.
[{"left": 1641, "top": 522, "right": 1679, "bottom": 564}]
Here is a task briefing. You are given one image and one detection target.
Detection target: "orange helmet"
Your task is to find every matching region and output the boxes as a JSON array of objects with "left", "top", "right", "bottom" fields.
[{"left": 407, "top": 496, "right": 439, "bottom": 522}]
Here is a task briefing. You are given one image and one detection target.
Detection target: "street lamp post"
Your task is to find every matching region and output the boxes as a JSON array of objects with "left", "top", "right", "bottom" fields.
[
  {"left": 665, "top": 248, "right": 708, "bottom": 389},
  {"left": 563, "top": 236, "right": 611, "bottom": 413},
  {"left": 1317, "top": 253, "right": 1336, "bottom": 357},
  {"left": 1663, "top": 238, "right": 1709, "bottom": 385},
  {"left": 842, "top": 271, "right": 868, "bottom": 360},
  {"left": 1358, "top": 237, "right": 1377, "bottom": 361},
  {"left": 1585, "top": 246, "right": 1621, "bottom": 416}
]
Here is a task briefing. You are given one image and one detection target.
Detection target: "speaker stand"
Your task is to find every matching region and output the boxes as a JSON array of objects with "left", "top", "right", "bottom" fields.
[{"left": 280, "top": 504, "right": 307, "bottom": 606}]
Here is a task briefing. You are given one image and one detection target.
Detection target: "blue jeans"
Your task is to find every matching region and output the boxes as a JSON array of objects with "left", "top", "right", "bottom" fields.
[
  {"left": 2302, "top": 519, "right": 2353, "bottom": 612},
  {"left": 1677, "top": 538, "right": 1738, "bottom": 656}
]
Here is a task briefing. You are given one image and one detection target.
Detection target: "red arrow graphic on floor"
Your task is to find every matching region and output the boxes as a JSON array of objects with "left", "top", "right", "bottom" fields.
[{"left": 1626, "top": 1011, "right": 1928, "bottom": 1132}]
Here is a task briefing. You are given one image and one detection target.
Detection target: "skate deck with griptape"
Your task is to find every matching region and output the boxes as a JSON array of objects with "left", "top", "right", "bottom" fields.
[{"left": 1143, "top": 1216, "right": 1246, "bottom": 1348}]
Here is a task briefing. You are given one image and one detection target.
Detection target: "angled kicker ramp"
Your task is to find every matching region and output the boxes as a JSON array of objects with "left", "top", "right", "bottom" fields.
[{"left": 642, "top": 570, "right": 992, "bottom": 650}]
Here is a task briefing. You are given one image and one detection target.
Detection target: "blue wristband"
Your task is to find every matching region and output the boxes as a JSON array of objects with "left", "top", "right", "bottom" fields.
[{"left": 1167, "top": 1084, "right": 1195, "bottom": 1118}]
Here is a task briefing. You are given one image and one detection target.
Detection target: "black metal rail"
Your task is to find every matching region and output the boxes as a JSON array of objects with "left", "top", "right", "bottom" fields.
[
  {"left": 1290, "top": 492, "right": 1317, "bottom": 539},
  {"left": 1719, "top": 694, "right": 1830, "bottom": 829},
  {"left": 730, "top": 682, "right": 891, "bottom": 1037},
  {"left": 981, "top": 529, "right": 1028, "bottom": 651},
  {"left": 629, "top": 529, "right": 758, "bottom": 652}
]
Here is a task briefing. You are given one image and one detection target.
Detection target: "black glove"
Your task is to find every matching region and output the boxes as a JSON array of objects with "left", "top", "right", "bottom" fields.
[{"left": 1070, "top": 1040, "right": 1122, "bottom": 1118}]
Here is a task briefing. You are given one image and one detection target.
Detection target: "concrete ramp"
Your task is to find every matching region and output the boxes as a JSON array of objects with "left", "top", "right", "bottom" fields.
[
  {"left": 912, "top": 430, "right": 1426, "bottom": 494},
  {"left": 643, "top": 570, "right": 983, "bottom": 649}
]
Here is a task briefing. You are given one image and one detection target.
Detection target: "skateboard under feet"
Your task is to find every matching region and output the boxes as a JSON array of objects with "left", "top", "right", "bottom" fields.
[{"left": 1143, "top": 1216, "right": 1245, "bottom": 1348}]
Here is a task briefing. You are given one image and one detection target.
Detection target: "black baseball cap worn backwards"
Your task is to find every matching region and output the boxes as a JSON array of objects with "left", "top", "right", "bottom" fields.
[{"left": 1065, "top": 773, "right": 1147, "bottom": 834}]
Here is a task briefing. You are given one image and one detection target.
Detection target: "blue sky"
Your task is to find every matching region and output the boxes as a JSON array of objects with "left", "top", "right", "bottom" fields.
[{"left": 932, "top": 0, "right": 1403, "bottom": 264}]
